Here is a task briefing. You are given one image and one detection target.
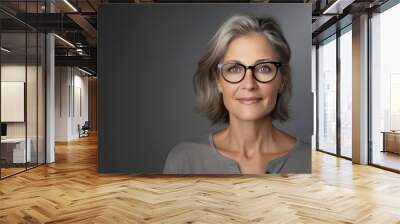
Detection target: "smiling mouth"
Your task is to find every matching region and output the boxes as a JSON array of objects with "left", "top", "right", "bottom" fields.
[{"left": 237, "top": 98, "right": 262, "bottom": 105}]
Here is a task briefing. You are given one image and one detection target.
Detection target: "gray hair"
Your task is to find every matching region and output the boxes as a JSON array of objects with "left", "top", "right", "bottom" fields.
[{"left": 193, "top": 14, "right": 292, "bottom": 125}]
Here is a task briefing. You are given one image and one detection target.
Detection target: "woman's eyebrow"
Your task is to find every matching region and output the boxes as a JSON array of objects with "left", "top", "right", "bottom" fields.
[
  {"left": 223, "top": 58, "right": 274, "bottom": 64},
  {"left": 254, "top": 58, "right": 274, "bottom": 63},
  {"left": 223, "top": 59, "right": 242, "bottom": 64}
]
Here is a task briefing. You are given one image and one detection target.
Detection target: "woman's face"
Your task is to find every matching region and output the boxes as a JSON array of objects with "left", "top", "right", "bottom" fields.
[{"left": 216, "top": 32, "right": 282, "bottom": 122}]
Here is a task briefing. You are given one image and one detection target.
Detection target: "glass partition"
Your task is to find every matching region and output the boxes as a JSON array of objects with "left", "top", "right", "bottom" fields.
[
  {"left": 317, "top": 35, "right": 337, "bottom": 155},
  {"left": 339, "top": 26, "right": 352, "bottom": 158},
  {"left": 38, "top": 32, "right": 45, "bottom": 165},
  {"left": 1, "top": 31, "right": 28, "bottom": 178},
  {"left": 0, "top": 1, "right": 46, "bottom": 179},
  {"left": 371, "top": 2, "right": 400, "bottom": 171},
  {"left": 27, "top": 30, "right": 38, "bottom": 169}
]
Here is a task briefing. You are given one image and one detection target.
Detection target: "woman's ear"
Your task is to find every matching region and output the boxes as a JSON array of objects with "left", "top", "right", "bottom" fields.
[
  {"left": 278, "top": 79, "right": 285, "bottom": 94},
  {"left": 216, "top": 79, "right": 222, "bottom": 93}
]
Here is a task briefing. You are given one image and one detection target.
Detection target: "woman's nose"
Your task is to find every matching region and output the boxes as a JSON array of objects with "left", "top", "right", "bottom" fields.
[{"left": 241, "top": 68, "right": 257, "bottom": 90}]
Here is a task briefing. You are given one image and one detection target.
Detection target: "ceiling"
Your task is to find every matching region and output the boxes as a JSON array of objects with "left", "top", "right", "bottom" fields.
[{"left": 0, "top": 0, "right": 390, "bottom": 75}]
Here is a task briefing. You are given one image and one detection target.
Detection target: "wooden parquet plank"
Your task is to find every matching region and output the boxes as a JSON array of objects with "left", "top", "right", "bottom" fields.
[{"left": 1, "top": 134, "right": 400, "bottom": 223}]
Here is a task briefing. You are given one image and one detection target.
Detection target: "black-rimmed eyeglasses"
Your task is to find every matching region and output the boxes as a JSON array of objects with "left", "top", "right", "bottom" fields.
[{"left": 217, "top": 61, "right": 282, "bottom": 84}]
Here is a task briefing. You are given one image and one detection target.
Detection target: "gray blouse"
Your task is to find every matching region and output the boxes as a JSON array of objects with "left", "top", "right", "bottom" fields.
[{"left": 163, "top": 132, "right": 311, "bottom": 174}]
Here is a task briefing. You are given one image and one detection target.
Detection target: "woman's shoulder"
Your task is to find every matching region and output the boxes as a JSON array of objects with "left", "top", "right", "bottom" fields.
[
  {"left": 281, "top": 138, "right": 312, "bottom": 173},
  {"left": 163, "top": 135, "right": 211, "bottom": 159},
  {"left": 169, "top": 133, "right": 212, "bottom": 155},
  {"left": 275, "top": 129, "right": 309, "bottom": 155},
  {"left": 292, "top": 138, "right": 311, "bottom": 154},
  {"left": 163, "top": 133, "right": 222, "bottom": 174},
  {"left": 163, "top": 134, "right": 211, "bottom": 169}
]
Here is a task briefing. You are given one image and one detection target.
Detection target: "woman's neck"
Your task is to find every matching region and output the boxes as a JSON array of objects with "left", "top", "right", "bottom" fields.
[{"left": 223, "top": 115, "right": 279, "bottom": 158}]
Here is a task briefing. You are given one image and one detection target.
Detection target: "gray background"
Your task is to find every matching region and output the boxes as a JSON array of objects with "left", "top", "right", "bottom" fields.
[{"left": 98, "top": 3, "right": 312, "bottom": 173}]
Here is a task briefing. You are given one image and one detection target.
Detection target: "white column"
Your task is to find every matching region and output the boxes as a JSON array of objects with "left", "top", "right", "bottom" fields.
[
  {"left": 46, "top": 1, "right": 55, "bottom": 163},
  {"left": 312, "top": 45, "right": 317, "bottom": 150},
  {"left": 352, "top": 14, "right": 369, "bottom": 164}
]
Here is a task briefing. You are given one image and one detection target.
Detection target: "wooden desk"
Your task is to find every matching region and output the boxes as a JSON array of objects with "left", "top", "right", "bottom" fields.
[
  {"left": 1, "top": 138, "right": 32, "bottom": 163},
  {"left": 381, "top": 131, "right": 400, "bottom": 154}
]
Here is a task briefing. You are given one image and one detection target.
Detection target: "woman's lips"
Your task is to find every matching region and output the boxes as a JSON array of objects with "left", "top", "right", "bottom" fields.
[{"left": 237, "top": 97, "right": 262, "bottom": 105}]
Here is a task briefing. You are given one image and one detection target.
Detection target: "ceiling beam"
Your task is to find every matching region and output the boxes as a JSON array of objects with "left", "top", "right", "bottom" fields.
[
  {"left": 67, "top": 13, "right": 97, "bottom": 46},
  {"left": 55, "top": 55, "right": 96, "bottom": 72}
]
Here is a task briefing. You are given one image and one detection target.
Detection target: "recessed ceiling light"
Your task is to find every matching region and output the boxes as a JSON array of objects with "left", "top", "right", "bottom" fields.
[
  {"left": 322, "top": 0, "right": 352, "bottom": 15},
  {"left": 1, "top": 47, "right": 11, "bottom": 53},
  {"left": 63, "top": 0, "right": 78, "bottom": 12},
  {"left": 54, "top": 34, "right": 75, "bottom": 48},
  {"left": 77, "top": 67, "right": 93, "bottom": 76}
]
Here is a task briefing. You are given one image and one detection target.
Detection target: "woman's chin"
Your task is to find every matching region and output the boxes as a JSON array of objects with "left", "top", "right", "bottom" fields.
[{"left": 232, "top": 112, "right": 269, "bottom": 122}]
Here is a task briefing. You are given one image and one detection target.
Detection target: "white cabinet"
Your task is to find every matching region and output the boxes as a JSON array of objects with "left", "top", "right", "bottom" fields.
[{"left": 1, "top": 138, "right": 32, "bottom": 163}]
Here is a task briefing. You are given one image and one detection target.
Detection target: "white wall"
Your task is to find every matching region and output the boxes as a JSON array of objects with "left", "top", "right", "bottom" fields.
[
  {"left": 72, "top": 72, "right": 89, "bottom": 138},
  {"left": 1, "top": 66, "right": 26, "bottom": 136},
  {"left": 1, "top": 64, "right": 40, "bottom": 137},
  {"left": 55, "top": 66, "right": 70, "bottom": 141},
  {"left": 1, "top": 64, "right": 46, "bottom": 164},
  {"left": 55, "top": 66, "right": 89, "bottom": 141}
]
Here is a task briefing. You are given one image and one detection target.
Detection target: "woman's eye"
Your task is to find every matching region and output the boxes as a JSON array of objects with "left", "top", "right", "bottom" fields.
[
  {"left": 228, "top": 66, "right": 242, "bottom": 73},
  {"left": 258, "top": 65, "right": 271, "bottom": 73}
]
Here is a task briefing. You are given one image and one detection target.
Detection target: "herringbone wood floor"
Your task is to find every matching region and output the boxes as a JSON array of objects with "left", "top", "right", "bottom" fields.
[{"left": 1, "top": 134, "right": 400, "bottom": 223}]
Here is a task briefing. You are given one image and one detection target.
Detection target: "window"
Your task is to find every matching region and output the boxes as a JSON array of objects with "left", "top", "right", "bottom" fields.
[
  {"left": 339, "top": 27, "right": 352, "bottom": 158},
  {"left": 370, "top": 2, "right": 400, "bottom": 171},
  {"left": 317, "top": 35, "right": 337, "bottom": 155}
]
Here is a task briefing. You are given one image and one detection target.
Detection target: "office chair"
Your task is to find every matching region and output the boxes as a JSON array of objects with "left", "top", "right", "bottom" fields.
[{"left": 78, "top": 121, "right": 90, "bottom": 138}]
